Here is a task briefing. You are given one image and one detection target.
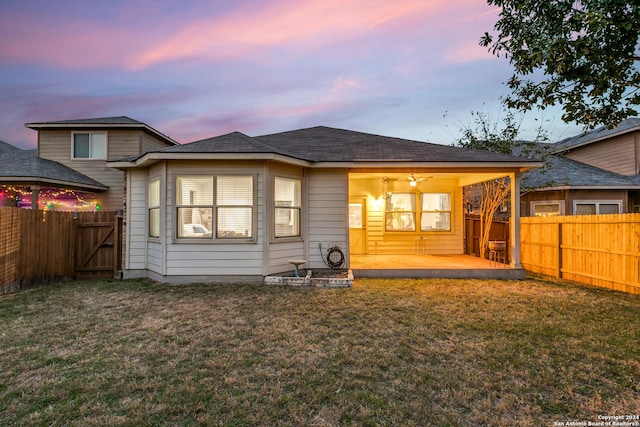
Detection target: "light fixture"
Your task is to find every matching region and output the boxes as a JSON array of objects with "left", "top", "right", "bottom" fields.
[{"left": 409, "top": 180, "right": 417, "bottom": 187}]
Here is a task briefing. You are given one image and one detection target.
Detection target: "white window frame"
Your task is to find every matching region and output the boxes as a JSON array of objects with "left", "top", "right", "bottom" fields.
[
  {"left": 71, "top": 131, "right": 107, "bottom": 160},
  {"left": 148, "top": 179, "right": 160, "bottom": 238},
  {"left": 573, "top": 200, "right": 622, "bottom": 215},
  {"left": 175, "top": 175, "right": 255, "bottom": 241},
  {"left": 274, "top": 176, "right": 302, "bottom": 238},
  {"left": 420, "top": 192, "right": 452, "bottom": 232},
  {"left": 531, "top": 200, "right": 564, "bottom": 217}
]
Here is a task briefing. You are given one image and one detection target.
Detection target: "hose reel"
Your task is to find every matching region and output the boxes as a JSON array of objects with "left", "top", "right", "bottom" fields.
[{"left": 322, "top": 242, "right": 345, "bottom": 270}]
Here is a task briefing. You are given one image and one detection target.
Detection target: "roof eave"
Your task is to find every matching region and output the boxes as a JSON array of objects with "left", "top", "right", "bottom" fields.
[
  {"left": 529, "top": 185, "right": 640, "bottom": 191},
  {"left": 0, "top": 176, "right": 109, "bottom": 192},
  {"left": 107, "top": 152, "right": 314, "bottom": 169},
  {"left": 554, "top": 126, "right": 640, "bottom": 153},
  {"left": 25, "top": 122, "right": 180, "bottom": 146}
]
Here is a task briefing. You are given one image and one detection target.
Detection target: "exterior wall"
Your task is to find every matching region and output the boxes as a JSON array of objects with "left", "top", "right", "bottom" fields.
[
  {"left": 163, "top": 160, "right": 266, "bottom": 277},
  {"left": 265, "top": 162, "right": 306, "bottom": 275},
  {"left": 306, "top": 168, "right": 349, "bottom": 268},
  {"left": 563, "top": 132, "right": 639, "bottom": 176},
  {"left": 37, "top": 128, "right": 173, "bottom": 210},
  {"left": 349, "top": 177, "right": 464, "bottom": 255},
  {"left": 522, "top": 189, "right": 628, "bottom": 216},
  {"left": 125, "top": 168, "right": 151, "bottom": 273}
]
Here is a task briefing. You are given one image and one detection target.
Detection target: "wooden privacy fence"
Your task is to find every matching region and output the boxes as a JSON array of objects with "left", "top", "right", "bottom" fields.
[
  {"left": 521, "top": 214, "right": 640, "bottom": 295},
  {"left": 0, "top": 208, "right": 122, "bottom": 294},
  {"left": 464, "top": 215, "right": 510, "bottom": 260}
]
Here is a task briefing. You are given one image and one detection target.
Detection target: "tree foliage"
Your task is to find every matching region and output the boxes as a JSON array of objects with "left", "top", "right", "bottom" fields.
[
  {"left": 482, "top": 0, "right": 640, "bottom": 128},
  {"left": 456, "top": 110, "right": 550, "bottom": 259}
]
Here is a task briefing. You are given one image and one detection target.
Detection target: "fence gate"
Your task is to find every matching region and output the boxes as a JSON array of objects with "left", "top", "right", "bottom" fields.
[{"left": 75, "top": 211, "right": 122, "bottom": 280}]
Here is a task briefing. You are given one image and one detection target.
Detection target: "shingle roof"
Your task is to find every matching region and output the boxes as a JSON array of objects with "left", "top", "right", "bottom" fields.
[
  {"left": 0, "top": 143, "right": 108, "bottom": 190},
  {"left": 0, "top": 140, "right": 24, "bottom": 155},
  {"left": 522, "top": 155, "right": 640, "bottom": 189},
  {"left": 25, "top": 116, "right": 179, "bottom": 146},
  {"left": 26, "top": 116, "right": 144, "bottom": 126},
  {"left": 159, "top": 126, "right": 536, "bottom": 164},
  {"left": 553, "top": 117, "right": 640, "bottom": 152}
]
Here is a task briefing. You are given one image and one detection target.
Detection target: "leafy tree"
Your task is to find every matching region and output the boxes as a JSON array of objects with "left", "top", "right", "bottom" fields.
[
  {"left": 481, "top": 0, "right": 640, "bottom": 129},
  {"left": 456, "top": 110, "right": 550, "bottom": 259}
]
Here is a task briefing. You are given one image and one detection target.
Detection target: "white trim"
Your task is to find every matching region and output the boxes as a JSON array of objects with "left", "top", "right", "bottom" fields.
[
  {"left": 530, "top": 200, "right": 565, "bottom": 217},
  {"left": 572, "top": 199, "right": 623, "bottom": 215},
  {"left": 71, "top": 131, "right": 108, "bottom": 160}
]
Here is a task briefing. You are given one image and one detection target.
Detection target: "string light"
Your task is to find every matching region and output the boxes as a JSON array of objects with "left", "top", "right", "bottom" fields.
[{"left": 0, "top": 185, "right": 102, "bottom": 211}]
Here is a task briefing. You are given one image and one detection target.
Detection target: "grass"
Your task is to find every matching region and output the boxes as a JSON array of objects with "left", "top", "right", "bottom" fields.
[{"left": 0, "top": 277, "right": 638, "bottom": 426}]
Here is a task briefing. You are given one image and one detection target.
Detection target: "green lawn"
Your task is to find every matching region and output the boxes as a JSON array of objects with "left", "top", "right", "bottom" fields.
[{"left": 1, "top": 277, "right": 638, "bottom": 426}]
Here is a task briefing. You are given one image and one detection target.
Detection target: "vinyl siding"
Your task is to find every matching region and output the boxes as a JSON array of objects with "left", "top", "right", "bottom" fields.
[
  {"left": 307, "top": 169, "right": 348, "bottom": 268},
  {"left": 37, "top": 129, "right": 174, "bottom": 210},
  {"left": 163, "top": 160, "right": 265, "bottom": 277},
  {"left": 142, "top": 132, "right": 174, "bottom": 153},
  {"left": 563, "top": 133, "right": 638, "bottom": 176},
  {"left": 126, "top": 169, "right": 149, "bottom": 270},
  {"left": 349, "top": 177, "right": 463, "bottom": 255}
]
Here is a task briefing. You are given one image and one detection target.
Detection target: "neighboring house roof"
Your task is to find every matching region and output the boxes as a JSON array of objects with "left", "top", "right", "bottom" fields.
[
  {"left": 553, "top": 117, "right": 640, "bottom": 152},
  {"left": 522, "top": 155, "right": 640, "bottom": 190},
  {"left": 112, "top": 126, "right": 540, "bottom": 169},
  {"left": 0, "top": 142, "right": 108, "bottom": 191},
  {"left": 25, "top": 115, "right": 180, "bottom": 146}
]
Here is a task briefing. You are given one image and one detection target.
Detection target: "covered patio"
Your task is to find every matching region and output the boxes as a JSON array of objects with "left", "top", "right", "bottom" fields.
[{"left": 349, "top": 254, "right": 524, "bottom": 279}]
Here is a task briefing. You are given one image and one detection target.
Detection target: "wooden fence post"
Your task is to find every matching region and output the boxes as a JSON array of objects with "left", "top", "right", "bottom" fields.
[{"left": 557, "top": 221, "right": 562, "bottom": 279}]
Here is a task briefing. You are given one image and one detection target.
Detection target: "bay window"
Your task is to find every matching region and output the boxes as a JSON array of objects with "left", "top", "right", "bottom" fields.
[
  {"left": 175, "top": 175, "right": 254, "bottom": 240},
  {"left": 148, "top": 179, "right": 160, "bottom": 238},
  {"left": 275, "top": 177, "right": 301, "bottom": 237}
]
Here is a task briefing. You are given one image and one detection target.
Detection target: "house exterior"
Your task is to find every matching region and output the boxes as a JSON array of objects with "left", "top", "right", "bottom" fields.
[
  {"left": 521, "top": 118, "right": 640, "bottom": 216},
  {"left": 108, "top": 126, "right": 540, "bottom": 283},
  {"left": 0, "top": 140, "right": 108, "bottom": 209},
  {"left": 20, "top": 116, "right": 179, "bottom": 211}
]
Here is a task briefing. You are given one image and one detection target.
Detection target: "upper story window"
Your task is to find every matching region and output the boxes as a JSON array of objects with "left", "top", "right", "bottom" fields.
[
  {"left": 72, "top": 132, "right": 107, "bottom": 159},
  {"left": 175, "top": 175, "right": 254, "bottom": 240},
  {"left": 274, "top": 177, "right": 301, "bottom": 238}
]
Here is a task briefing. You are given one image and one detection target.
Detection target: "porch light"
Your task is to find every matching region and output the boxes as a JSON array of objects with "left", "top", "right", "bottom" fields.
[{"left": 409, "top": 180, "right": 417, "bottom": 187}]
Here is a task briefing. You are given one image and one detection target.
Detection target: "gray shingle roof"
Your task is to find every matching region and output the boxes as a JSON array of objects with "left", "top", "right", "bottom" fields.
[
  {"left": 0, "top": 142, "right": 108, "bottom": 190},
  {"left": 163, "top": 126, "right": 536, "bottom": 163},
  {"left": 26, "top": 116, "right": 144, "bottom": 126},
  {"left": 25, "top": 116, "right": 179, "bottom": 146},
  {"left": 522, "top": 155, "right": 640, "bottom": 189},
  {"left": 553, "top": 117, "right": 640, "bottom": 152}
]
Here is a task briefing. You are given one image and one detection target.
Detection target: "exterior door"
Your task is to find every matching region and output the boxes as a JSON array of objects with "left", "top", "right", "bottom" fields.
[{"left": 349, "top": 200, "right": 366, "bottom": 254}]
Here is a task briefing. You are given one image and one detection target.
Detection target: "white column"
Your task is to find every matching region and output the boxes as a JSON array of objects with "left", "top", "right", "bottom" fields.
[{"left": 510, "top": 172, "right": 521, "bottom": 268}]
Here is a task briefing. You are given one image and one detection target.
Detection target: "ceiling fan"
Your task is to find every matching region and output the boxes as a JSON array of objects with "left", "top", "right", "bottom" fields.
[{"left": 407, "top": 174, "right": 432, "bottom": 186}]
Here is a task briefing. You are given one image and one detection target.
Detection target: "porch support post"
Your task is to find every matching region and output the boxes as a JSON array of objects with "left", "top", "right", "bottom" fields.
[
  {"left": 509, "top": 172, "right": 521, "bottom": 268},
  {"left": 31, "top": 185, "right": 40, "bottom": 210}
]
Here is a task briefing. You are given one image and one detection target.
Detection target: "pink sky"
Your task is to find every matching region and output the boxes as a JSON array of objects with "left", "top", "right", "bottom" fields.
[{"left": 0, "top": 0, "right": 581, "bottom": 149}]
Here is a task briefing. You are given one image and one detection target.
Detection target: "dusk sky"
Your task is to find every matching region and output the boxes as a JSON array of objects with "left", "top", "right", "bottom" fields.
[{"left": 0, "top": 0, "right": 584, "bottom": 150}]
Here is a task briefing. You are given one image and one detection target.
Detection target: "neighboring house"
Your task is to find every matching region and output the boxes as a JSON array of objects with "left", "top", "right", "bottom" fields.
[
  {"left": 0, "top": 140, "right": 108, "bottom": 209},
  {"left": 20, "top": 116, "right": 179, "bottom": 211},
  {"left": 521, "top": 118, "right": 640, "bottom": 216},
  {"left": 108, "top": 126, "right": 540, "bottom": 283}
]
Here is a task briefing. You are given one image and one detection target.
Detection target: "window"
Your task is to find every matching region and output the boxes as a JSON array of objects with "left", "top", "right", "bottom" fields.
[
  {"left": 275, "top": 177, "right": 301, "bottom": 237},
  {"left": 420, "top": 193, "right": 451, "bottom": 231},
  {"left": 72, "top": 132, "right": 107, "bottom": 159},
  {"left": 385, "top": 193, "right": 416, "bottom": 231},
  {"left": 531, "top": 201, "right": 563, "bottom": 217},
  {"left": 176, "top": 175, "right": 254, "bottom": 239},
  {"left": 177, "top": 176, "right": 213, "bottom": 238},
  {"left": 148, "top": 179, "right": 160, "bottom": 238},
  {"left": 574, "top": 200, "right": 621, "bottom": 215},
  {"left": 216, "top": 176, "right": 253, "bottom": 238}
]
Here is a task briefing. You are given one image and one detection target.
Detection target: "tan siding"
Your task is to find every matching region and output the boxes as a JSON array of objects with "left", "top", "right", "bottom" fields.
[
  {"left": 142, "top": 132, "right": 175, "bottom": 153},
  {"left": 126, "top": 169, "right": 148, "bottom": 270},
  {"left": 307, "top": 169, "right": 348, "bottom": 269},
  {"left": 350, "top": 176, "right": 463, "bottom": 255},
  {"left": 564, "top": 133, "right": 637, "bottom": 175},
  {"left": 162, "top": 160, "right": 266, "bottom": 277}
]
